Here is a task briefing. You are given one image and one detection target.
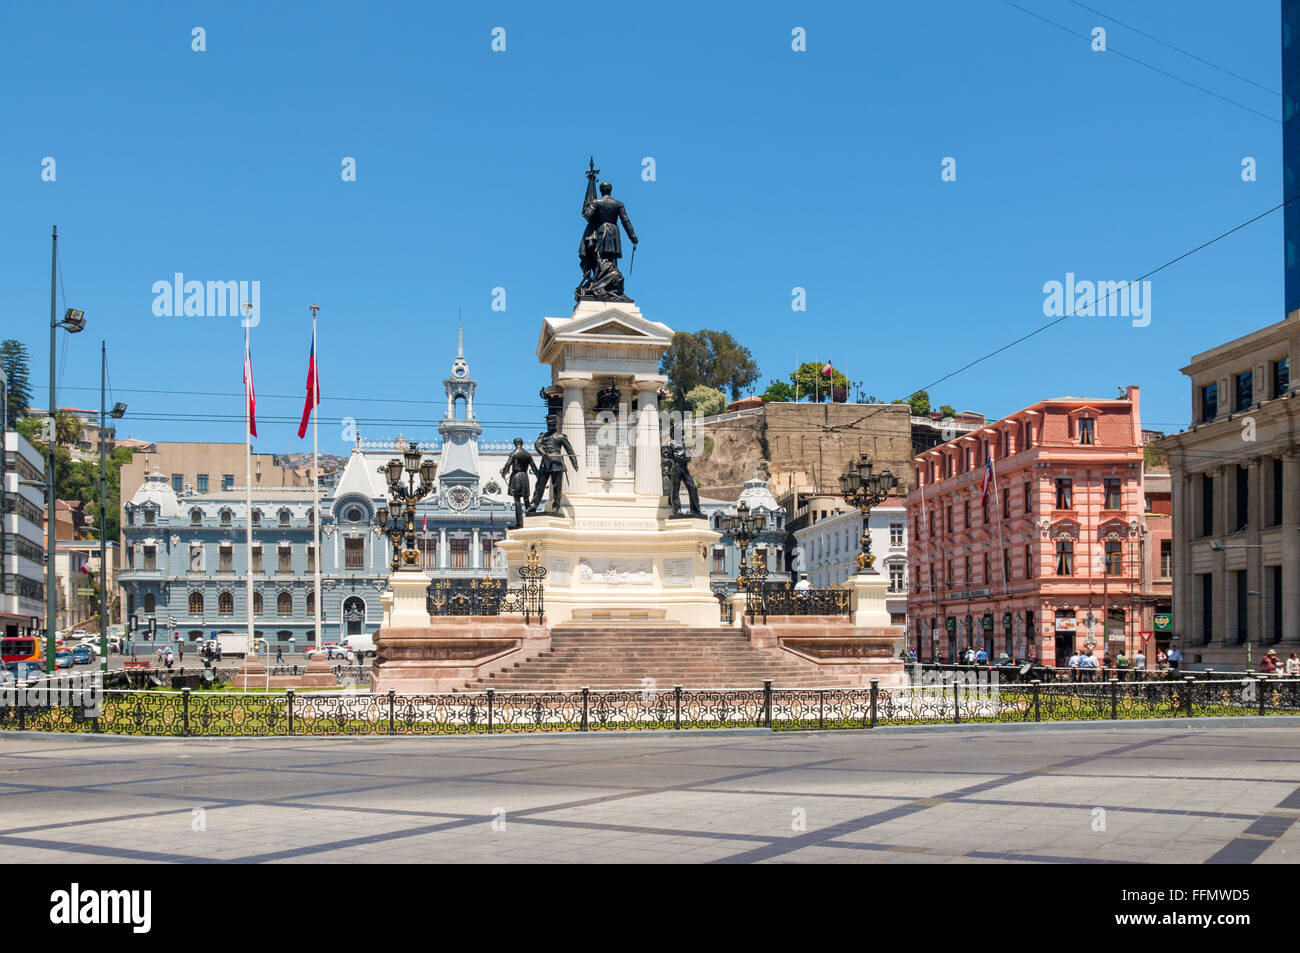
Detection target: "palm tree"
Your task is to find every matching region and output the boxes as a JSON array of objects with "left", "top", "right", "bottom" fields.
[{"left": 54, "top": 410, "right": 81, "bottom": 448}]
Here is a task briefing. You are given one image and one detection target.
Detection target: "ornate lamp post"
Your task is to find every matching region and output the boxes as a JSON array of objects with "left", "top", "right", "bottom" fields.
[
  {"left": 838, "top": 453, "right": 898, "bottom": 574},
  {"left": 720, "top": 501, "right": 768, "bottom": 590},
  {"left": 375, "top": 444, "right": 438, "bottom": 572}
]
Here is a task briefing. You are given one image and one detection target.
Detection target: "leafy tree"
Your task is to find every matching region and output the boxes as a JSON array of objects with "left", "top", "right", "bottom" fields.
[
  {"left": 789, "top": 362, "right": 849, "bottom": 402},
  {"left": 55, "top": 410, "right": 81, "bottom": 448},
  {"left": 16, "top": 416, "right": 46, "bottom": 452},
  {"left": 937, "top": 404, "right": 957, "bottom": 418},
  {"left": 660, "top": 329, "right": 760, "bottom": 405},
  {"left": 761, "top": 379, "right": 796, "bottom": 402},
  {"left": 899, "top": 390, "right": 931, "bottom": 416},
  {"left": 684, "top": 385, "right": 727, "bottom": 417}
]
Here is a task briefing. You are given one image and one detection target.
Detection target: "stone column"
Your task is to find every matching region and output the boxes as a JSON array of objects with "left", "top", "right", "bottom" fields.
[
  {"left": 1284, "top": 451, "right": 1300, "bottom": 654},
  {"left": 1213, "top": 466, "right": 1229, "bottom": 646},
  {"left": 1173, "top": 471, "right": 1193, "bottom": 647},
  {"left": 558, "top": 378, "right": 588, "bottom": 494},
  {"left": 438, "top": 527, "right": 448, "bottom": 569},
  {"left": 471, "top": 527, "right": 480, "bottom": 569},
  {"left": 1247, "top": 458, "right": 1264, "bottom": 648},
  {"left": 634, "top": 384, "right": 662, "bottom": 497}
]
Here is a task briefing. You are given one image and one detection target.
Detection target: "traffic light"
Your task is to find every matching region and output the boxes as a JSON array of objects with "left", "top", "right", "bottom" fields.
[{"left": 148, "top": 617, "right": 156, "bottom": 638}]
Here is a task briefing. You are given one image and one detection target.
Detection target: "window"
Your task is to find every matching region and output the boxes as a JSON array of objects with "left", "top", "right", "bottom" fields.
[
  {"left": 143, "top": 545, "right": 157, "bottom": 570},
  {"left": 278, "top": 545, "right": 292, "bottom": 573},
  {"left": 1103, "top": 477, "right": 1121, "bottom": 510},
  {"left": 1104, "top": 539, "right": 1122, "bottom": 575},
  {"left": 196, "top": 474, "right": 209, "bottom": 493},
  {"left": 1160, "top": 539, "right": 1172, "bottom": 578},
  {"left": 345, "top": 537, "right": 364, "bottom": 569},
  {"left": 1200, "top": 573, "right": 1213, "bottom": 643},
  {"left": 219, "top": 544, "right": 233, "bottom": 572},
  {"left": 1002, "top": 488, "right": 1010, "bottom": 520},
  {"left": 143, "top": 507, "right": 155, "bottom": 525},
  {"left": 1078, "top": 417, "right": 1094, "bottom": 445},
  {"left": 306, "top": 545, "right": 315, "bottom": 573},
  {"left": 251, "top": 509, "right": 261, "bottom": 527},
  {"left": 346, "top": 506, "right": 363, "bottom": 523},
  {"left": 221, "top": 474, "right": 234, "bottom": 491},
  {"left": 1273, "top": 458, "right": 1284, "bottom": 526},
  {"left": 188, "top": 591, "right": 204, "bottom": 615},
  {"left": 963, "top": 556, "right": 971, "bottom": 585},
  {"left": 1024, "top": 421, "right": 1033, "bottom": 449},
  {"left": 946, "top": 505, "right": 953, "bottom": 533},
  {"left": 279, "top": 509, "right": 290, "bottom": 527},
  {"left": 277, "top": 592, "right": 292, "bottom": 616},
  {"left": 1003, "top": 548, "right": 1011, "bottom": 583},
  {"left": 254, "top": 591, "right": 263, "bottom": 615},
  {"left": 712, "top": 548, "right": 725, "bottom": 573},
  {"left": 172, "top": 473, "right": 184, "bottom": 493},
  {"left": 450, "top": 537, "right": 470, "bottom": 568},
  {"left": 963, "top": 500, "right": 970, "bottom": 528},
  {"left": 1235, "top": 570, "right": 1249, "bottom": 644},
  {"left": 251, "top": 545, "right": 263, "bottom": 573},
  {"left": 1055, "top": 478, "right": 1072, "bottom": 509},
  {"left": 1235, "top": 465, "right": 1249, "bottom": 531},
  {"left": 306, "top": 589, "right": 315, "bottom": 616},
  {"left": 143, "top": 592, "right": 156, "bottom": 614},
  {"left": 1055, "top": 539, "right": 1074, "bottom": 576},
  {"left": 927, "top": 512, "right": 935, "bottom": 537},
  {"left": 889, "top": 564, "right": 904, "bottom": 592},
  {"left": 218, "top": 591, "right": 234, "bottom": 615},
  {"left": 1235, "top": 371, "right": 1253, "bottom": 412},
  {"left": 1272, "top": 565, "right": 1284, "bottom": 644},
  {"left": 1201, "top": 473, "right": 1215, "bottom": 537},
  {"left": 946, "top": 559, "right": 953, "bottom": 587},
  {"left": 190, "top": 508, "right": 202, "bottom": 525},
  {"left": 889, "top": 522, "right": 903, "bottom": 547},
  {"left": 189, "top": 543, "right": 202, "bottom": 573},
  {"left": 1274, "top": 357, "right": 1291, "bottom": 398},
  {"left": 1024, "top": 544, "right": 1033, "bottom": 579},
  {"left": 1023, "top": 482, "right": 1032, "bottom": 513},
  {"left": 220, "top": 508, "right": 232, "bottom": 527},
  {"left": 982, "top": 553, "right": 990, "bottom": 585},
  {"left": 1202, "top": 383, "right": 1218, "bottom": 421}
]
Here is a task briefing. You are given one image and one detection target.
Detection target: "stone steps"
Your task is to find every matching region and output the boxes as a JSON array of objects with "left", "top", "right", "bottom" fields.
[{"left": 455, "top": 625, "right": 865, "bottom": 691}]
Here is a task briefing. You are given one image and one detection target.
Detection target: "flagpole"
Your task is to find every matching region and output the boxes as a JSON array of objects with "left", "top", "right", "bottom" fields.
[
  {"left": 310, "top": 304, "right": 322, "bottom": 652},
  {"left": 243, "top": 308, "right": 255, "bottom": 671}
]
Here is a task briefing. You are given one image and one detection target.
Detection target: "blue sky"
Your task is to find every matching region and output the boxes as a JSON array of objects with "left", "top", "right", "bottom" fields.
[{"left": 0, "top": 0, "right": 1284, "bottom": 452}]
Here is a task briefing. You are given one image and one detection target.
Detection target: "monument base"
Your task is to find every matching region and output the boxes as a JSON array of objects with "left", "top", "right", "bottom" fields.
[
  {"left": 497, "top": 502, "right": 720, "bottom": 628},
  {"left": 369, "top": 616, "right": 550, "bottom": 693}
]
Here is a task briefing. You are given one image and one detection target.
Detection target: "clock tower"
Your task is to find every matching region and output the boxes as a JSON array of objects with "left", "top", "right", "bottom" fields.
[{"left": 437, "top": 327, "right": 482, "bottom": 509}]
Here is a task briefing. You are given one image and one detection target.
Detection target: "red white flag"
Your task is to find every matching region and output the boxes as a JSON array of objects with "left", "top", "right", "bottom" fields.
[
  {"left": 296, "top": 337, "right": 319, "bottom": 439},
  {"left": 980, "top": 456, "right": 993, "bottom": 506},
  {"left": 421, "top": 515, "right": 428, "bottom": 535},
  {"left": 243, "top": 341, "right": 258, "bottom": 437},
  {"left": 822, "top": 361, "right": 833, "bottom": 378}
]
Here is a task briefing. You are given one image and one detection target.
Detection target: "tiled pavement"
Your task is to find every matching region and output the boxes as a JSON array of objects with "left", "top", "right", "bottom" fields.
[{"left": 1, "top": 724, "right": 1299, "bottom": 863}]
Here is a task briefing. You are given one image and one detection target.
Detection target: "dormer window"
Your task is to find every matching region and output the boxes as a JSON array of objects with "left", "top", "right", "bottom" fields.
[
  {"left": 143, "top": 507, "right": 155, "bottom": 526},
  {"left": 191, "top": 508, "right": 202, "bottom": 525},
  {"left": 251, "top": 508, "right": 261, "bottom": 527},
  {"left": 279, "top": 508, "right": 291, "bottom": 527},
  {"left": 1078, "top": 417, "right": 1094, "bottom": 445},
  {"left": 220, "top": 508, "right": 232, "bottom": 527}
]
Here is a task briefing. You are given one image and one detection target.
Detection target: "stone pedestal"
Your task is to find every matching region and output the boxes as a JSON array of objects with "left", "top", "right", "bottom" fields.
[
  {"left": 847, "top": 570, "right": 892, "bottom": 628},
  {"left": 370, "top": 617, "right": 550, "bottom": 693},
  {"left": 384, "top": 570, "right": 432, "bottom": 628},
  {"left": 231, "top": 653, "right": 267, "bottom": 690}
]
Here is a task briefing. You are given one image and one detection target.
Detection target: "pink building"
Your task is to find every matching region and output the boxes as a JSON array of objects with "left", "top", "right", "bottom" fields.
[{"left": 905, "top": 386, "right": 1172, "bottom": 667}]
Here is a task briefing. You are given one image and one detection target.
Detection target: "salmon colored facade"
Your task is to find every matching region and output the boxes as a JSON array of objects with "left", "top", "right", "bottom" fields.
[{"left": 905, "top": 386, "right": 1172, "bottom": 667}]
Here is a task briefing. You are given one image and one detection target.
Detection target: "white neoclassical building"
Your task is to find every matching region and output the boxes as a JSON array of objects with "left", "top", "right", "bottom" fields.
[{"left": 793, "top": 502, "right": 908, "bottom": 625}]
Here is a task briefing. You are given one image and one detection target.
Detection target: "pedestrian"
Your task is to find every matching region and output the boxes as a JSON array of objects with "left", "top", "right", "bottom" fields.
[
  {"left": 276, "top": 645, "right": 283, "bottom": 664},
  {"left": 215, "top": 643, "right": 222, "bottom": 663},
  {"left": 975, "top": 646, "right": 988, "bottom": 665},
  {"left": 1167, "top": 645, "right": 1182, "bottom": 672},
  {"left": 1260, "top": 649, "right": 1280, "bottom": 674},
  {"left": 1286, "top": 653, "right": 1300, "bottom": 676},
  {"left": 1080, "top": 650, "right": 1098, "bottom": 681},
  {"left": 1115, "top": 651, "right": 1130, "bottom": 679},
  {"left": 1134, "top": 648, "right": 1146, "bottom": 672},
  {"left": 793, "top": 574, "right": 811, "bottom": 595},
  {"left": 1068, "top": 649, "right": 1081, "bottom": 681},
  {"left": 178, "top": 642, "right": 184, "bottom": 663}
]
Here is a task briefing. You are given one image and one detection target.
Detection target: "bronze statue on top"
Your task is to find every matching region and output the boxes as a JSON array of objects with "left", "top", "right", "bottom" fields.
[
  {"left": 528, "top": 415, "right": 580, "bottom": 515},
  {"left": 576, "top": 157, "right": 638, "bottom": 302},
  {"left": 662, "top": 440, "right": 705, "bottom": 518},
  {"left": 501, "top": 437, "right": 539, "bottom": 528}
]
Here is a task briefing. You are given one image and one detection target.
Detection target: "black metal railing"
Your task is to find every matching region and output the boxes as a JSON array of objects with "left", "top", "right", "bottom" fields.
[
  {"left": 425, "top": 560, "right": 545, "bottom": 623},
  {"left": 746, "top": 584, "right": 850, "bottom": 622},
  {"left": 6, "top": 677, "right": 1295, "bottom": 737}
]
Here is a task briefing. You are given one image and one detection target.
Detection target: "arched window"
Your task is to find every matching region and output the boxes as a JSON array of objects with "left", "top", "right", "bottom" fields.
[
  {"left": 307, "top": 508, "right": 314, "bottom": 526},
  {"left": 253, "top": 591, "right": 263, "bottom": 615},
  {"left": 191, "top": 508, "right": 202, "bottom": 525},
  {"left": 218, "top": 591, "right": 234, "bottom": 615},
  {"left": 306, "top": 590, "right": 315, "bottom": 616},
  {"left": 188, "top": 591, "right": 204, "bottom": 615},
  {"left": 220, "top": 508, "right": 232, "bottom": 527},
  {"left": 277, "top": 592, "right": 293, "bottom": 616},
  {"left": 343, "top": 596, "right": 365, "bottom": 637},
  {"left": 251, "top": 508, "right": 261, "bottom": 527},
  {"left": 279, "top": 509, "right": 291, "bottom": 527},
  {"left": 144, "top": 592, "right": 156, "bottom": 614}
]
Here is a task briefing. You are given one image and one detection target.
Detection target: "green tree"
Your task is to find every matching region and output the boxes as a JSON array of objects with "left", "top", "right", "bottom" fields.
[
  {"left": 761, "top": 379, "right": 796, "bottom": 402},
  {"left": 16, "top": 415, "right": 47, "bottom": 453},
  {"left": 937, "top": 404, "right": 957, "bottom": 418},
  {"left": 789, "top": 362, "right": 849, "bottom": 402},
  {"left": 0, "top": 340, "right": 33, "bottom": 424},
  {"left": 660, "top": 329, "right": 760, "bottom": 405},
  {"left": 684, "top": 384, "right": 727, "bottom": 417},
  {"left": 899, "top": 390, "right": 931, "bottom": 416},
  {"left": 54, "top": 410, "right": 81, "bottom": 448}
]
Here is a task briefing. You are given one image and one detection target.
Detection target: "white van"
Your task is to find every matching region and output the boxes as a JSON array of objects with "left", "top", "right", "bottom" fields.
[{"left": 341, "top": 631, "right": 377, "bottom": 659}]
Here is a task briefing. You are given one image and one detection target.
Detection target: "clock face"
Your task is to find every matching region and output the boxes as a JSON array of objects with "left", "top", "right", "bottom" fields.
[{"left": 447, "top": 486, "right": 472, "bottom": 511}]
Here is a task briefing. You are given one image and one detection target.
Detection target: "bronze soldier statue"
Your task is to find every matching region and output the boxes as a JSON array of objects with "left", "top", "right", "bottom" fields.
[
  {"left": 500, "top": 437, "right": 539, "bottom": 528},
  {"left": 576, "top": 157, "right": 637, "bottom": 301},
  {"left": 661, "top": 440, "right": 704, "bottom": 518},
  {"left": 528, "top": 415, "right": 580, "bottom": 514}
]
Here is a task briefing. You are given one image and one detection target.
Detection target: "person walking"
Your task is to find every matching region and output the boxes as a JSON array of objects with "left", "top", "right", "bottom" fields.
[
  {"left": 1260, "top": 649, "right": 1280, "bottom": 674},
  {"left": 276, "top": 645, "right": 284, "bottom": 664},
  {"left": 177, "top": 642, "right": 184, "bottom": 663},
  {"left": 1167, "top": 645, "right": 1182, "bottom": 672},
  {"left": 1068, "top": 649, "right": 1081, "bottom": 681},
  {"left": 1285, "top": 652, "right": 1300, "bottom": 676},
  {"left": 1134, "top": 648, "right": 1147, "bottom": 673}
]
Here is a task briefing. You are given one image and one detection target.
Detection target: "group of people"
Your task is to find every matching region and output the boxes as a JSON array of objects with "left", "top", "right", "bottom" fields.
[{"left": 1258, "top": 649, "right": 1300, "bottom": 674}]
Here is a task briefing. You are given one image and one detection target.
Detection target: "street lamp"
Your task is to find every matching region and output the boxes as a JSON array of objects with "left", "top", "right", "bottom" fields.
[
  {"left": 838, "top": 453, "right": 898, "bottom": 574},
  {"left": 45, "top": 226, "right": 87, "bottom": 673},
  {"left": 375, "top": 444, "right": 438, "bottom": 571},
  {"left": 720, "top": 501, "right": 768, "bottom": 590},
  {"left": 97, "top": 341, "right": 126, "bottom": 677}
]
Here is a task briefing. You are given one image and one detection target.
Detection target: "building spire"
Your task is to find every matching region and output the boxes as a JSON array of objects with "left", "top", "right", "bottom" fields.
[{"left": 457, "top": 311, "right": 464, "bottom": 359}]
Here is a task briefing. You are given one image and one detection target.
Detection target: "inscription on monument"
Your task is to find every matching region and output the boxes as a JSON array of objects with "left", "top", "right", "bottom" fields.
[
  {"left": 662, "top": 557, "right": 693, "bottom": 588},
  {"left": 549, "top": 556, "right": 572, "bottom": 586}
]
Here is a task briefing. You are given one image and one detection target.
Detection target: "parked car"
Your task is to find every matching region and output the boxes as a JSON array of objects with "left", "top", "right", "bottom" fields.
[
  {"left": 69, "top": 645, "right": 94, "bottom": 665},
  {"left": 340, "top": 632, "right": 376, "bottom": 659},
  {"left": 304, "top": 644, "right": 354, "bottom": 662},
  {"left": 6, "top": 661, "right": 46, "bottom": 682}
]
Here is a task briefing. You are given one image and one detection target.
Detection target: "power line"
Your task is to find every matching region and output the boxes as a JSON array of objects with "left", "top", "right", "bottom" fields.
[
  {"left": 996, "top": 0, "right": 1279, "bottom": 123},
  {"left": 918, "top": 191, "right": 1300, "bottom": 393},
  {"left": 1065, "top": 0, "right": 1280, "bottom": 96}
]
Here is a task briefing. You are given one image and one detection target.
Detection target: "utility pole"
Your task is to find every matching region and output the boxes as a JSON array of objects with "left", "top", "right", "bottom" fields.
[{"left": 46, "top": 226, "right": 57, "bottom": 674}]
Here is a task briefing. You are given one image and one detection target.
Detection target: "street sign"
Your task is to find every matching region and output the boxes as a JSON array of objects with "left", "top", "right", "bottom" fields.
[
  {"left": 1140, "top": 630, "right": 1153, "bottom": 643},
  {"left": 1153, "top": 613, "right": 1172, "bottom": 632},
  {"left": 75, "top": 587, "right": 95, "bottom": 596}
]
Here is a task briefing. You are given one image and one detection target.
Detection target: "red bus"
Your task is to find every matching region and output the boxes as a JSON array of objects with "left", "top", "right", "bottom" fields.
[{"left": 0, "top": 636, "right": 42, "bottom": 665}]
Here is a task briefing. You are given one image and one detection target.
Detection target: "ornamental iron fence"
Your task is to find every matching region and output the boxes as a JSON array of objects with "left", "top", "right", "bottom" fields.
[
  {"left": 747, "top": 584, "right": 850, "bottom": 623},
  {"left": 4, "top": 677, "right": 1297, "bottom": 737},
  {"left": 426, "top": 561, "right": 545, "bottom": 623}
]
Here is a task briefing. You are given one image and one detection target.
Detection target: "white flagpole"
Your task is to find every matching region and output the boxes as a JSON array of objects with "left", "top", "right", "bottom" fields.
[
  {"left": 243, "top": 310, "right": 256, "bottom": 671},
  {"left": 311, "top": 304, "right": 322, "bottom": 652}
]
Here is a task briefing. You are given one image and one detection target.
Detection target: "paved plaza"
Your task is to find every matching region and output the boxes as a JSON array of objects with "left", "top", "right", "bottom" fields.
[{"left": 0, "top": 723, "right": 1298, "bottom": 863}]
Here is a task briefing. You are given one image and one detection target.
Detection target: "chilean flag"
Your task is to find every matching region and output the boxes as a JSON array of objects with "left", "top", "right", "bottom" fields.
[
  {"left": 822, "top": 361, "right": 833, "bottom": 378},
  {"left": 243, "top": 342, "right": 258, "bottom": 437},
  {"left": 980, "top": 456, "right": 993, "bottom": 506},
  {"left": 297, "top": 337, "right": 320, "bottom": 439}
]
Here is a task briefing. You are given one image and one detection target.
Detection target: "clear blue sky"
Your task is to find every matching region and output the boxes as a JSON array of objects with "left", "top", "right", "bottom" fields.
[{"left": 0, "top": 0, "right": 1284, "bottom": 452}]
